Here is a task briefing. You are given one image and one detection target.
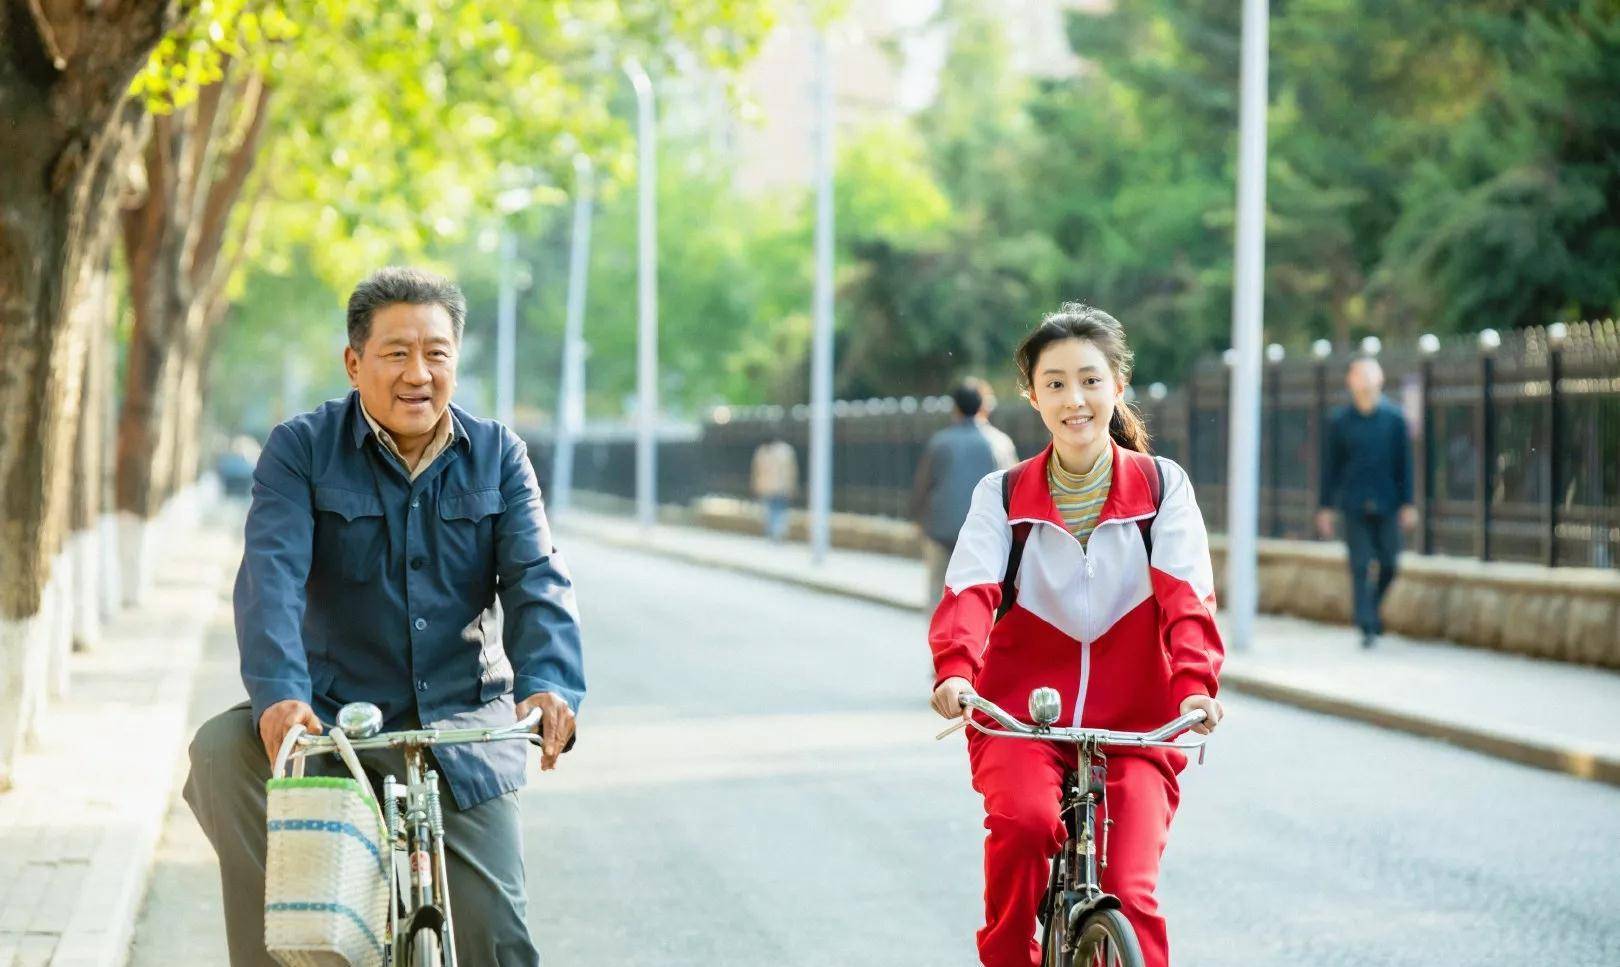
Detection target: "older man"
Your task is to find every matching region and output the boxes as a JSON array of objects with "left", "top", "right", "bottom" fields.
[
  {"left": 185, "top": 267, "right": 585, "bottom": 965},
  {"left": 1317, "top": 356, "right": 1417, "bottom": 648}
]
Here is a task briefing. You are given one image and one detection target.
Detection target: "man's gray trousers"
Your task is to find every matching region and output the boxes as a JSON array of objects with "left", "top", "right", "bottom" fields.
[{"left": 183, "top": 702, "right": 541, "bottom": 966}]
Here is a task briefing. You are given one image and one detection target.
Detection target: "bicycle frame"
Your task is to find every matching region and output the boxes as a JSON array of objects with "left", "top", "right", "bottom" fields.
[
  {"left": 1048, "top": 739, "right": 1116, "bottom": 941},
  {"left": 384, "top": 745, "right": 456, "bottom": 967},
  {"left": 282, "top": 707, "right": 545, "bottom": 967},
  {"left": 938, "top": 690, "right": 1209, "bottom": 966}
]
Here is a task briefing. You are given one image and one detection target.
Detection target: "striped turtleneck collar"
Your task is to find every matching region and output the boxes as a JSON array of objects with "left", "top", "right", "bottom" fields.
[{"left": 1047, "top": 444, "right": 1115, "bottom": 546}]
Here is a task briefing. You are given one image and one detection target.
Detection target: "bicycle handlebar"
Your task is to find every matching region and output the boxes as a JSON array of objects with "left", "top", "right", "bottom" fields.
[
  {"left": 938, "top": 692, "right": 1210, "bottom": 751},
  {"left": 288, "top": 707, "right": 544, "bottom": 763}
]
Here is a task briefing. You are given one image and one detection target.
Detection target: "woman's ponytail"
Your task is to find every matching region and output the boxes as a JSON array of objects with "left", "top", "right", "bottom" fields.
[{"left": 1110, "top": 402, "right": 1151, "bottom": 453}]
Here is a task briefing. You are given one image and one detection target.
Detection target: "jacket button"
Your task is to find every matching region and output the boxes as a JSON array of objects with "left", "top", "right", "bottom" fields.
[
  {"left": 414, "top": 617, "right": 427, "bottom": 631},
  {"left": 410, "top": 557, "right": 425, "bottom": 570},
  {"left": 416, "top": 679, "right": 428, "bottom": 692},
  {"left": 410, "top": 498, "right": 420, "bottom": 509}
]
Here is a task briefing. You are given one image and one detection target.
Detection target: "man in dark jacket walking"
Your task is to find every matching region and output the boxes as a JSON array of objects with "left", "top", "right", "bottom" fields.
[
  {"left": 1317, "top": 357, "right": 1417, "bottom": 648},
  {"left": 911, "top": 379, "right": 1018, "bottom": 599}
]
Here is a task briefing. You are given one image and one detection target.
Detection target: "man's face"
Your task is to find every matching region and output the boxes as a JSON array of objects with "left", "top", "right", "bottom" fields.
[
  {"left": 1346, "top": 359, "right": 1384, "bottom": 397},
  {"left": 344, "top": 302, "right": 458, "bottom": 443}
]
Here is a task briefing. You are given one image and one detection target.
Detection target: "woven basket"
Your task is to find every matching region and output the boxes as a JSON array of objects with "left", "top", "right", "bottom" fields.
[{"left": 265, "top": 729, "right": 392, "bottom": 967}]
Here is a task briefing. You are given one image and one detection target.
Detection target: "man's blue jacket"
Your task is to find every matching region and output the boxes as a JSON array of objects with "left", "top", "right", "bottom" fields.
[
  {"left": 1319, "top": 397, "right": 1414, "bottom": 518},
  {"left": 234, "top": 391, "right": 585, "bottom": 808}
]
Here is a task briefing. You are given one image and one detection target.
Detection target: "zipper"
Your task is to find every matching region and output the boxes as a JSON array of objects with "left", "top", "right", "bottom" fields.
[
  {"left": 1016, "top": 517, "right": 1113, "bottom": 728},
  {"left": 1075, "top": 539, "right": 1093, "bottom": 728}
]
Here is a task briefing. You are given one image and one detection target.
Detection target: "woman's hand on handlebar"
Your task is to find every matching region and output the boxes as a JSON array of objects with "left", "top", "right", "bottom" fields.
[
  {"left": 930, "top": 677, "right": 973, "bottom": 723},
  {"left": 1178, "top": 694, "right": 1223, "bottom": 735},
  {"left": 259, "top": 699, "right": 322, "bottom": 764}
]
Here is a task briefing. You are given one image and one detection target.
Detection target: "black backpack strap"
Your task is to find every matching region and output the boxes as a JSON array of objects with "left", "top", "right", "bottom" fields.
[
  {"left": 1133, "top": 452, "right": 1165, "bottom": 560},
  {"left": 995, "top": 465, "right": 1030, "bottom": 623}
]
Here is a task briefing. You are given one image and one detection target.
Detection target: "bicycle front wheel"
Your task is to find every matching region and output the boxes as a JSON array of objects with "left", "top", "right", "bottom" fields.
[
  {"left": 409, "top": 926, "right": 444, "bottom": 967},
  {"left": 1070, "top": 909, "right": 1144, "bottom": 967}
]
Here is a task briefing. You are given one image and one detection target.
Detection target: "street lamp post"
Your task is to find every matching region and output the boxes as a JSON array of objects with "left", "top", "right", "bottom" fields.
[
  {"left": 808, "top": 29, "right": 836, "bottom": 564},
  {"left": 495, "top": 229, "right": 518, "bottom": 429},
  {"left": 551, "top": 154, "right": 594, "bottom": 518},
  {"left": 624, "top": 58, "right": 659, "bottom": 529},
  {"left": 1225, "top": 0, "right": 1271, "bottom": 651}
]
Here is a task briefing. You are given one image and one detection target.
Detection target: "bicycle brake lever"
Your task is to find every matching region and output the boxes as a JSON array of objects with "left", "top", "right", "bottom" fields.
[{"left": 935, "top": 717, "right": 969, "bottom": 740}]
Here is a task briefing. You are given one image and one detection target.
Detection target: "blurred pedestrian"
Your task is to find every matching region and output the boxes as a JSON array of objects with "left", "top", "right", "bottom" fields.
[
  {"left": 911, "top": 378, "right": 1017, "bottom": 599},
  {"left": 751, "top": 437, "right": 798, "bottom": 541},
  {"left": 1316, "top": 356, "right": 1417, "bottom": 648}
]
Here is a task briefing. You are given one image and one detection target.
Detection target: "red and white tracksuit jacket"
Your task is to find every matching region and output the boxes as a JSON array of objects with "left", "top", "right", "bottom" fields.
[{"left": 929, "top": 442, "right": 1223, "bottom": 967}]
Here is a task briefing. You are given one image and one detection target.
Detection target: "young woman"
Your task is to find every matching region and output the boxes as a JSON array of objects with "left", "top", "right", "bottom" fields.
[{"left": 928, "top": 304, "right": 1225, "bottom": 967}]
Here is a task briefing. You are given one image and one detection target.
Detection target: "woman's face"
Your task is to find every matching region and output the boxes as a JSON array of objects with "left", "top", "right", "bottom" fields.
[{"left": 1027, "top": 337, "right": 1124, "bottom": 465}]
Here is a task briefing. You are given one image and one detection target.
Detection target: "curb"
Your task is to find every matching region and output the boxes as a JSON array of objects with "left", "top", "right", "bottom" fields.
[
  {"left": 1214, "top": 670, "right": 1620, "bottom": 787},
  {"left": 63, "top": 541, "right": 234, "bottom": 967},
  {"left": 0, "top": 514, "right": 237, "bottom": 966},
  {"left": 570, "top": 523, "right": 1620, "bottom": 789}
]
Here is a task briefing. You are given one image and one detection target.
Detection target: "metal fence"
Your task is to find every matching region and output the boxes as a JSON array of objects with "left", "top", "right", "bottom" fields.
[{"left": 527, "top": 320, "right": 1620, "bottom": 569}]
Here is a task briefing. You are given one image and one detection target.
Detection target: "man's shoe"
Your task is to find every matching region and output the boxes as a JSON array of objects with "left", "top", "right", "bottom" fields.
[{"left": 1361, "top": 630, "right": 1377, "bottom": 649}]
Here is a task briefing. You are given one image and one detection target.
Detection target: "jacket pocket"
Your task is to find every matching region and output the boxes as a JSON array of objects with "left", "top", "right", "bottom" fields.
[
  {"left": 313, "top": 486, "right": 387, "bottom": 581},
  {"left": 439, "top": 489, "right": 505, "bottom": 592},
  {"left": 439, "top": 489, "right": 506, "bottom": 523}
]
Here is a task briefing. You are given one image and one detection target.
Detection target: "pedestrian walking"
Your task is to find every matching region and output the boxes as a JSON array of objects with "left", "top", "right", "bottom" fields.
[
  {"left": 751, "top": 437, "right": 798, "bottom": 541},
  {"left": 1316, "top": 356, "right": 1417, "bottom": 648},
  {"left": 928, "top": 303, "right": 1224, "bottom": 967},
  {"left": 910, "top": 378, "right": 1017, "bottom": 600}
]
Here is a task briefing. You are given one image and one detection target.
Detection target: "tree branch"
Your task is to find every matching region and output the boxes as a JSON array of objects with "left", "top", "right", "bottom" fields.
[
  {"left": 189, "top": 74, "right": 271, "bottom": 292},
  {"left": 181, "top": 63, "right": 231, "bottom": 227},
  {"left": 25, "top": 0, "right": 68, "bottom": 70}
]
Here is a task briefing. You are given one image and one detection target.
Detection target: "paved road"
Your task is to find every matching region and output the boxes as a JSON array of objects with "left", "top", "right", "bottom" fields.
[{"left": 130, "top": 537, "right": 1620, "bottom": 966}]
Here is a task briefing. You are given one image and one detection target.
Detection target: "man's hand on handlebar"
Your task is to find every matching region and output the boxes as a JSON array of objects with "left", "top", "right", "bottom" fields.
[
  {"left": 1178, "top": 694, "right": 1223, "bottom": 735},
  {"left": 930, "top": 676, "right": 973, "bottom": 723},
  {"left": 516, "top": 691, "right": 576, "bottom": 771},
  {"left": 260, "top": 699, "right": 322, "bottom": 764}
]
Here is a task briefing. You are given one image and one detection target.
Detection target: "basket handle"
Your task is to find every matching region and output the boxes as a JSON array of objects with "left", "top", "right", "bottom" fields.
[
  {"left": 327, "top": 728, "right": 369, "bottom": 789},
  {"left": 271, "top": 724, "right": 307, "bottom": 780},
  {"left": 270, "top": 724, "right": 369, "bottom": 788}
]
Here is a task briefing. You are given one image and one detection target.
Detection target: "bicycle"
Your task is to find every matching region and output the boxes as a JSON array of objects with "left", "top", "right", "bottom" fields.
[
  {"left": 273, "top": 701, "right": 546, "bottom": 967},
  {"left": 937, "top": 688, "right": 1209, "bottom": 967}
]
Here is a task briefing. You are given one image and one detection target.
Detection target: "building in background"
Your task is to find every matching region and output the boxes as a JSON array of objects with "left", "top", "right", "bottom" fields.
[{"left": 664, "top": 1, "right": 1106, "bottom": 196}]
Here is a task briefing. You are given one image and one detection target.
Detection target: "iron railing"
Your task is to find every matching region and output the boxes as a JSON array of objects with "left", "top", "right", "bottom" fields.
[{"left": 526, "top": 320, "right": 1619, "bottom": 569}]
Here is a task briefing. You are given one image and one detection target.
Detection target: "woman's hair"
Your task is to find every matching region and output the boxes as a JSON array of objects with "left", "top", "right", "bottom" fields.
[{"left": 1014, "top": 302, "right": 1151, "bottom": 453}]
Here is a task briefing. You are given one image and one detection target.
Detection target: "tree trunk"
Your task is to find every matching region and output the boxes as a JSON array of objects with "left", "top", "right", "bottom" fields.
[
  {"left": 115, "top": 69, "right": 271, "bottom": 603},
  {"left": 116, "top": 111, "right": 191, "bottom": 603},
  {"left": 69, "top": 255, "right": 116, "bottom": 654},
  {"left": 0, "top": 0, "right": 175, "bottom": 788}
]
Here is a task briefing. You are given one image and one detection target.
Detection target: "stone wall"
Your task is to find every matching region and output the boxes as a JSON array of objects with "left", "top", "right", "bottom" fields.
[
  {"left": 1212, "top": 537, "right": 1620, "bottom": 669},
  {"left": 681, "top": 495, "right": 1620, "bottom": 670}
]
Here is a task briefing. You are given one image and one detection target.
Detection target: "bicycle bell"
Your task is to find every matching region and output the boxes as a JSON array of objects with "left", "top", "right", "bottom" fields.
[
  {"left": 1028, "top": 687, "right": 1061, "bottom": 728},
  {"left": 336, "top": 701, "right": 383, "bottom": 739}
]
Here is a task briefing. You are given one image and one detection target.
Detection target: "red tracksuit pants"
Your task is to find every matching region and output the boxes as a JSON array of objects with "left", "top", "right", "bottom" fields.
[{"left": 968, "top": 731, "right": 1181, "bottom": 967}]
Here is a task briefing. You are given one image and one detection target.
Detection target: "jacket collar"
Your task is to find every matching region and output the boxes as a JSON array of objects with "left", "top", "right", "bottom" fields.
[
  {"left": 1007, "top": 440, "right": 1158, "bottom": 529},
  {"left": 346, "top": 390, "right": 470, "bottom": 453}
]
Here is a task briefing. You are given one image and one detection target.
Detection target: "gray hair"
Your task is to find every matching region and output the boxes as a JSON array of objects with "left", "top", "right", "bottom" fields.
[{"left": 346, "top": 266, "right": 467, "bottom": 352}]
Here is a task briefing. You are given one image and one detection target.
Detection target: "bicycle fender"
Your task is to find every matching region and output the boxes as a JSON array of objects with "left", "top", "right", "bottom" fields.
[
  {"left": 1064, "top": 892, "right": 1123, "bottom": 931},
  {"left": 403, "top": 903, "right": 447, "bottom": 940}
]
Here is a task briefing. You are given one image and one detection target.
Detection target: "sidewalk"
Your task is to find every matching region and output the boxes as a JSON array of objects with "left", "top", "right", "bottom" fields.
[
  {"left": 560, "top": 509, "right": 1620, "bottom": 787},
  {"left": 0, "top": 505, "right": 240, "bottom": 966}
]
